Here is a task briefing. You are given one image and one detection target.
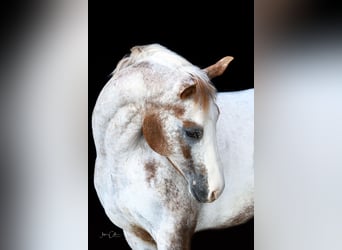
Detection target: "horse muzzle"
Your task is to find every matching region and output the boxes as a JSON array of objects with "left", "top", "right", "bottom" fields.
[{"left": 189, "top": 175, "right": 221, "bottom": 203}]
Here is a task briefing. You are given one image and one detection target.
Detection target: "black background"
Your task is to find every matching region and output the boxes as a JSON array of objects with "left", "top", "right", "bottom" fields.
[{"left": 89, "top": 1, "right": 254, "bottom": 249}]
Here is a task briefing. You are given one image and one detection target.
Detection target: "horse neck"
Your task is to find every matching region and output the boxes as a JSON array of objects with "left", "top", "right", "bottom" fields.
[
  {"left": 93, "top": 69, "right": 178, "bottom": 163},
  {"left": 92, "top": 73, "right": 146, "bottom": 156},
  {"left": 104, "top": 101, "right": 144, "bottom": 159}
]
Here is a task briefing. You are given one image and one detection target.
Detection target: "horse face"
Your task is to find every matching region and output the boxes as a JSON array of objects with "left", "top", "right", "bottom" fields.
[
  {"left": 142, "top": 55, "right": 234, "bottom": 203},
  {"left": 143, "top": 81, "right": 225, "bottom": 203},
  {"left": 175, "top": 95, "right": 225, "bottom": 203}
]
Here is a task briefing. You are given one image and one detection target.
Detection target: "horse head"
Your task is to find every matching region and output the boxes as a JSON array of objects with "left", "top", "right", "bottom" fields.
[{"left": 140, "top": 45, "right": 233, "bottom": 203}]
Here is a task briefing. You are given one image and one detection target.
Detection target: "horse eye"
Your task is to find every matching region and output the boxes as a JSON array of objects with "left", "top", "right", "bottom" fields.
[{"left": 185, "top": 128, "right": 203, "bottom": 140}]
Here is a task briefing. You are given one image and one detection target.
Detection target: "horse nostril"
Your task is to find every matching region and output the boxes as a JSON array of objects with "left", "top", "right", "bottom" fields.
[{"left": 209, "top": 190, "right": 219, "bottom": 202}]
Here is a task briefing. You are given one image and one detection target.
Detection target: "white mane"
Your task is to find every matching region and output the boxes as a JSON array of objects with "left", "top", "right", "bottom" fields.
[
  {"left": 115, "top": 44, "right": 191, "bottom": 70},
  {"left": 112, "top": 43, "right": 210, "bottom": 85}
]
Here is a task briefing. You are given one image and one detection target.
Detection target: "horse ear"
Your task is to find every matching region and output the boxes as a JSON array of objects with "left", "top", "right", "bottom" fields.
[
  {"left": 204, "top": 56, "right": 234, "bottom": 79},
  {"left": 142, "top": 113, "right": 170, "bottom": 156},
  {"left": 180, "top": 84, "right": 196, "bottom": 100}
]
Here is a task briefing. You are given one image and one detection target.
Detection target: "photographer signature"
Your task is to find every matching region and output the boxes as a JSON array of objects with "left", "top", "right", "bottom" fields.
[{"left": 99, "top": 230, "right": 121, "bottom": 239}]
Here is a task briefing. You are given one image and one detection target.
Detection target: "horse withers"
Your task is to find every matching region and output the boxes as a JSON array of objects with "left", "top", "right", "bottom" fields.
[{"left": 92, "top": 44, "right": 254, "bottom": 250}]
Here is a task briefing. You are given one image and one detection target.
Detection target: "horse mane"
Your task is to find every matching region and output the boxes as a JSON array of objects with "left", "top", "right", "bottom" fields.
[{"left": 113, "top": 43, "right": 217, "bottom": 110}]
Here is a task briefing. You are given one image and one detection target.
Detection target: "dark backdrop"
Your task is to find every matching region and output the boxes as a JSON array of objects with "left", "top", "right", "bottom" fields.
[{"left": 89, "top": 1, "right": 254, "bottom": 249}]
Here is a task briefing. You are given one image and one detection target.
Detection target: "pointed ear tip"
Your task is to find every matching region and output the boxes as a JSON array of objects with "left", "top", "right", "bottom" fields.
[
  {"left": 216, "top": 56, "right": 234, "bottom": 67},
  {"left": 223, "top": 56, "right": 234, "bottom": 62}
]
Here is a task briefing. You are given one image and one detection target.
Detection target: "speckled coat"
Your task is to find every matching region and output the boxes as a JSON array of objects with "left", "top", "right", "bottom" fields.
[{"left": 92, "top": 44, "right": 254, "bottom": 250}]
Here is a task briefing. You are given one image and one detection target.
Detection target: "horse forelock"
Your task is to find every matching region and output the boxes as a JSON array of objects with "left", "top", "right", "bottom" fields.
[{"left": 191, "top": 75, "right": 217, "bottom": 112}]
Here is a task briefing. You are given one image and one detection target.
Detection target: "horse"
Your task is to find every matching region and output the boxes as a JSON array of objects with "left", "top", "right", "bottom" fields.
[{"left": 92, "top": 43, "right": 254, "bottom": 250}]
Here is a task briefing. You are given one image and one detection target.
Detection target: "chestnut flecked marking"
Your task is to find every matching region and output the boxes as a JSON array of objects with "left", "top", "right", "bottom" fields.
[
  {"left": 143, "top": 113, "right": 170, "bottom": 156},
  {"left": 131, "top": 225, "right": 156, "bottom": 245},
  {"left": 170, "top": 217, "right": 197, "bottom": 250},
  {"left": 194, "top": 78, "right": 216, "bottom": 111},
  {"left": 146, "top": 103, "right": 185, "bottom": 118},
  {"left": 144, "top": 159, "right": 157, "bottom": 184},
  {"left": 163, "top": 178, "right": 181, "bottom": 211},
  {"left": 172, "top": 105, "right": 185, "bottom": 117},
  {"left": 183, "top": 120, "right": 199, "bottom": 128},
  {"left": 181, "top": 143, "right": 192, "bottom": 160},
  {"left": 180, "top": 78, "right": 216, "bottom": 112}
]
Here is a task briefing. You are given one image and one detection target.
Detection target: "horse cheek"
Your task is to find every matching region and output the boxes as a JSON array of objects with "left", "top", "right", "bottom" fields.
[{"left": 142, "top": 113, "right": 170, "bottom": 156}]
